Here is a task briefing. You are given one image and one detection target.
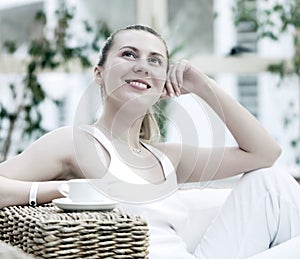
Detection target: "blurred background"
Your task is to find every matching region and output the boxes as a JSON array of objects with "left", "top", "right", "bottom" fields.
[{"left": 0, "top": 0, "right": 299, "bottom": 180}]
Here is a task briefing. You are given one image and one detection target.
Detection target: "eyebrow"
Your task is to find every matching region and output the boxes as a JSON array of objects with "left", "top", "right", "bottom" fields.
[{"left": 119, "top": 46, "right": 166, "bottom": 59}]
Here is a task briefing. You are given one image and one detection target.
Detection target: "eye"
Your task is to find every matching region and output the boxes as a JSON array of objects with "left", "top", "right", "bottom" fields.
[
  {"left": 122, "top": 50, "right": 137, "bottom": 59},
  {"left": 148, "top": 56, "right": 162, "bottom": 66}
]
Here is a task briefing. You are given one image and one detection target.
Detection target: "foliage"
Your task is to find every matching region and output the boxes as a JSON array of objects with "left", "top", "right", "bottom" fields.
[
  {"left": 153, "top": 44, "right": 187, "bottom": 141},
  {"left": 0, "top": 1, "right": 186, "bottom": 158},
  {"left": 0, "top": 1, "right": 111, "bottom": 161},
  {"left": 233, "top": 0, "right": 300, "bottom": 164},
  {"left": 234, "top": 0, "right": 300, "bottom": 74}
]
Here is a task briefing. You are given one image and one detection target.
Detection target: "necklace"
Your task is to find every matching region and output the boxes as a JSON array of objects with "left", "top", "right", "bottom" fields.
[
  {"left": 132, "top": 146, "right": 142, "bottom": 154},
  {"left": 95, "top": 123, "right": 143, "bottom": 154}
]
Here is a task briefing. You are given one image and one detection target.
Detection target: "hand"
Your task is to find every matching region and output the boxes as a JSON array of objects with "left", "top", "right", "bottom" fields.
[
  {"left": 161, "top": 60, "right": 215, "bottom": 100},
  {"left": 161, "top": 60, "right": 192, "bottom": 99}
]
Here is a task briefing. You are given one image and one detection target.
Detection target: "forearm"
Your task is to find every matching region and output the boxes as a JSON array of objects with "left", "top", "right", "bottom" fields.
[
  {"left": 188, "top": 68, "right": 281, "bottom": 164},
  {"left": 0, "top": 176, "right": 63, "bottom": 209}
]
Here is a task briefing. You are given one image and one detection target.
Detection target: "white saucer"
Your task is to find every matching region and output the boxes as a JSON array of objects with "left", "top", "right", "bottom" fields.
[{"left": 52, "top": 198, "right": 119, "bottom": 211}]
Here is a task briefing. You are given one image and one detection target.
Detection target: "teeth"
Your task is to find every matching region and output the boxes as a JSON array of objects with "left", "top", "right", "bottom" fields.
[{"left": 129, "top": 81, "right": 148, "bottom": 89}]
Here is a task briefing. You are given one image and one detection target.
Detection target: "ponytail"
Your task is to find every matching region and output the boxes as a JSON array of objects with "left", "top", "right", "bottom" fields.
[{"left": 140, "top": 110, "right": 161, "bottom": 143}]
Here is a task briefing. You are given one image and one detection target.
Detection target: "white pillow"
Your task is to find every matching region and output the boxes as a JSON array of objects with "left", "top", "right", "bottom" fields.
[{"left": 176, "top": 188, "right": 231, "bottom": 252}]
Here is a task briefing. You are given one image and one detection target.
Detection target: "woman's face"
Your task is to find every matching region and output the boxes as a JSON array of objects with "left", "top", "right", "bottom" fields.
[{"left": 96, "top": 30, "right": 168, "bottom": 110}]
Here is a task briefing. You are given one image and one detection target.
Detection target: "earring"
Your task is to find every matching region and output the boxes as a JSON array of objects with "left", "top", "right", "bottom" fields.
[{"left": 95, "top": 77, "right": 103, "bottom": 85}]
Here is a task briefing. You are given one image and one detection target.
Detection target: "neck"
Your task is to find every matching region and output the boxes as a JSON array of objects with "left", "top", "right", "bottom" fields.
[{"left": 95, "top": 108, "right": 145, "bottom": 151}]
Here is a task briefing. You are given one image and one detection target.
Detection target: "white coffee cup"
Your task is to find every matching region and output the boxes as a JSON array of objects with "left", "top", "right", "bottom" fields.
[{"left": 59, "top": 179, "right": 110, "bottom": 203}]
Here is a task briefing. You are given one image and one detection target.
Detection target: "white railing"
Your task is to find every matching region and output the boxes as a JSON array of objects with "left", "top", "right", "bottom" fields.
[{"left": 0, "top": 54, "right": 291, "bottom": 74}]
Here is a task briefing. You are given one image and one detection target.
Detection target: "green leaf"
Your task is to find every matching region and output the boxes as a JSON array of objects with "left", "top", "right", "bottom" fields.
[
  {"left": 1, "top": 2, "right": 114, "bottom": 157},
  {"left": 79, "top": 56, "right": 92, "bottom": 68},
  {"left": 273, "top": 4, "right": 284, "bottom": 12},
  {"left": 296, "top": 156, "right": 300, "bottom": 165},
  {"left": 27, "top": 61, "right": 37, "bottom": 74},
  {"left": 267, "top": 62, "right": 286, "bottom": 78},
  {"left": 290, "top": 139, "right": 299, "bottom": 147},
  {"left": 34, "top": 10, "right": 46, "bottom": 25},
  {"left": 3, "top": 41, "right": 17, "bottom": 54},
  {"left": 83, "top": 20, "right": 93, "bottom": 33},
  {"left": 260, "top": 31, "right": 279, "bottom": 41},
  {"left": 283, "top": 117, "right": 291, "bottom": 128},
  {"left": 9, "top": 84, "right": 17, "bottom": 100}
]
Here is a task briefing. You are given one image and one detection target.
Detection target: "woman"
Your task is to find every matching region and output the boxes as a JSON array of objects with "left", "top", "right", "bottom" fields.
[{"left": 0, "top": 24, "right": 300, "bottom": 258}]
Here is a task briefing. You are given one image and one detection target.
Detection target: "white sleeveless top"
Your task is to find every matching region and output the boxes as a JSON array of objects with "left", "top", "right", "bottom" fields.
[
  {"left": 79, "top": 125, "right": 178, "bottom": 204},
  {"left": 80, "top": 126, "right": 190, "bottom": 258}
]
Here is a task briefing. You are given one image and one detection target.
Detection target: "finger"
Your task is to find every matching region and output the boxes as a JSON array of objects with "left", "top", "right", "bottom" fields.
[
  {"left": 172, "top": 61, "right": 188, "bottom": 96},
  {"left": 175, "top": 61, "right": 186, "bottom": 90},
  {"left": 165, "top": 66, "right": 176, "bottom": 97},
  {"left": 160, "top": 88, "right": 168, "bottom": 100},
  {"left": 168, "top": 64, "right": 180, "bottom": 97},
  {"left": 165, "top": 79, "right": 174, "bottom": 97},
  {"left": 176, "top": 60, "right": 191, "bottom": 94}
]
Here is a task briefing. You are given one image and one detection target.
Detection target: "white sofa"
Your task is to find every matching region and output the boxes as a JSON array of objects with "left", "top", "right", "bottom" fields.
[
  {"left": 176, "top": 188, "right": 231, "bottom": 253},
  {"left": 176, "top": 187, "right": 300, "bottom": 259},
  {"left": 1, "top": 187, "right": 299, "bottom": 259}
]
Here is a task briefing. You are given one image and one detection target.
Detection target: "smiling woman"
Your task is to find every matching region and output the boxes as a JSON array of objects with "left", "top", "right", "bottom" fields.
[
  {"left": 95, "top": 27, "right": 168, "bottom": 102},
  {"left": 94, "top": 25, "right": 170, "bottom": 146},
  {"left": 1, "top": 24, "right": 300, "bottom": 258}
]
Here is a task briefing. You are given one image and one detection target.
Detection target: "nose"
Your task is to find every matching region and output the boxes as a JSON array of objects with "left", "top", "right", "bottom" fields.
[{"left": 133, "top": 59, "right": 149, "bottom": 76}]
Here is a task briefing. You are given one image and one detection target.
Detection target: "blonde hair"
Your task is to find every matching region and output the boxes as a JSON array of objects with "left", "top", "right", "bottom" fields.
[{"left": 140, "top": 109, "right": 161, "bottom": 143}]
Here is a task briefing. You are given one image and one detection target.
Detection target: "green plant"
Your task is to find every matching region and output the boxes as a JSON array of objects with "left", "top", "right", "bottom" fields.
[
  {"left": 0, "top": 1, "right": 111, "bottom": 161},
  {"left": 153, "top": 44, "right": 187, "bottom": 141},
  {"left": 233, "top": 0, "right": 300, "bottom": 165},
  {"left": 0, "top": 1, "right": 186, "bottom": 158}
]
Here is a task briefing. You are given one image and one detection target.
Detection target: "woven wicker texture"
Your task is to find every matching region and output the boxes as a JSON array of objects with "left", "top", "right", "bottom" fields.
[{"left": 0, "top": 204, "right": 149, "bottom": 258}]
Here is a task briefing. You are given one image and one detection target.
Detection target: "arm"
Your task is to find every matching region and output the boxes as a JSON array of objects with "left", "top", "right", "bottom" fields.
[
  {"left": 0, "top": 126, "right": 111, "bottom": 208},
  {"left": 0, "top": 126, "right": 77, "bottom": 208},
  {"left": 0, "top": 177, "right": 63, "bottom": 208},
  {"left": 0, "top": 126, "right": 76, "bottom": 181},
  {"left": 164, "top": 61, "right": 282, "bottom": 183}
]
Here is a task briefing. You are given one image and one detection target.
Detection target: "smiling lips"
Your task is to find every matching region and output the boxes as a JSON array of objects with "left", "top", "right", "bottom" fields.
[{"left": 125, "top": 79, "right": 151, "bottom": 90}]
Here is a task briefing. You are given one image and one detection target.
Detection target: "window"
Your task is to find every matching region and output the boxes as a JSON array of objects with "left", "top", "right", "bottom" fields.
[
  {"left": 0, "top": 2, "right": 44, "bottom": 52},
  {"left": 167, "top": 0, "right": 214, "bottom": 57},
  {"left": 238, "top": 76, "right": 258, "bottom": 118},
  {"left": 235, "top": 0, "right": 258, "bottom": 118},
  {"left": 76, "top": 0, "right": 136, "bottom": 30}
]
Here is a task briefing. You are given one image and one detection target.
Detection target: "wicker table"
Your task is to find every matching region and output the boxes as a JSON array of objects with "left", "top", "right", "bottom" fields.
[{"left": 0, "top": 204, "right": 149, "bottom": 258}]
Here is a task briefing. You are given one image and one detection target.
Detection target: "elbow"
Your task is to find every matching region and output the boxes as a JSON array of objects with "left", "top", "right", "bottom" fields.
[
  {"left": 272, "top": 144, "right": 282, "bottom": 163},
  {"left": 265, "top": 144, "right": 282, "bottom": 167}
]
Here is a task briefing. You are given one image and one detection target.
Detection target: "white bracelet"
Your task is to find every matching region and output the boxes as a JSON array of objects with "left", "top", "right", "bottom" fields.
[{"left": 29, "top": 182, "right": 40, "bottom": 207}]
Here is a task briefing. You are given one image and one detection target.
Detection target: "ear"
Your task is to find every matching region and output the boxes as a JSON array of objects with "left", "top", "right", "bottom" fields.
[{"left": 94, "top": 66, "right": 104, "bottom": 85}]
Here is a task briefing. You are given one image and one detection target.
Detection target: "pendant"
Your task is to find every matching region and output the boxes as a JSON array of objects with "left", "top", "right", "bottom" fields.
[{"left": 132, "top": 147, "right": 142, "bottom": 154}]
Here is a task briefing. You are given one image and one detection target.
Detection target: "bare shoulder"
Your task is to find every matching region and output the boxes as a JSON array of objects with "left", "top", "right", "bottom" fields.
[
  {"left": 33, "top": 125, "right": 110, "bottom": 179},
  {"left": 0, "top": 126, "right": 78, "bottom": 180},
  {"left": 0, "top": 126, "right": 108, "bottom": 181},
  {"left": 26, "top": 126, "right": 76, "bottom": 162},
  {"left": 151, "top": 142, "right": 182, "bottom": 169},
  {"left": 70, "top": 126, "right": 110, "bottom": 179},
  {"left": 152, "top": 142, "right": 215, "bottom": 183}
]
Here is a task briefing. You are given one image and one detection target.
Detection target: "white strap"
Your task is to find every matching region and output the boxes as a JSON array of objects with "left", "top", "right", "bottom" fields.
[
  {"left": 141, "top": 142, "right": 176, "bottom": 179},
  {"left": 29, "top": 182, "right": 40, "bottom": 207},
  {"left": 80, "top": 125, "right": 177, "bottom": 181},
  {"left": 80, "top": 125, "right": 115, "bottom": 154}
]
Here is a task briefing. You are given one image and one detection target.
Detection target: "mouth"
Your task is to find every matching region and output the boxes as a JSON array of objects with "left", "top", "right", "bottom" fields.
[{"left": 125, "top": 79, "right": 151, "bottom": 90}]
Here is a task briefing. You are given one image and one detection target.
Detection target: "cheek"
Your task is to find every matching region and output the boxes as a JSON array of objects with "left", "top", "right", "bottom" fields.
[{"left": 101, "top": 62, "right": 127, "bottom": 93}]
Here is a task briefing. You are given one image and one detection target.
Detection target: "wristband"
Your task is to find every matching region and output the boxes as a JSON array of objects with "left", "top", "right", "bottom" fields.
[{"left": 29, "top": 182, "right": 40, "bottom": 207}]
